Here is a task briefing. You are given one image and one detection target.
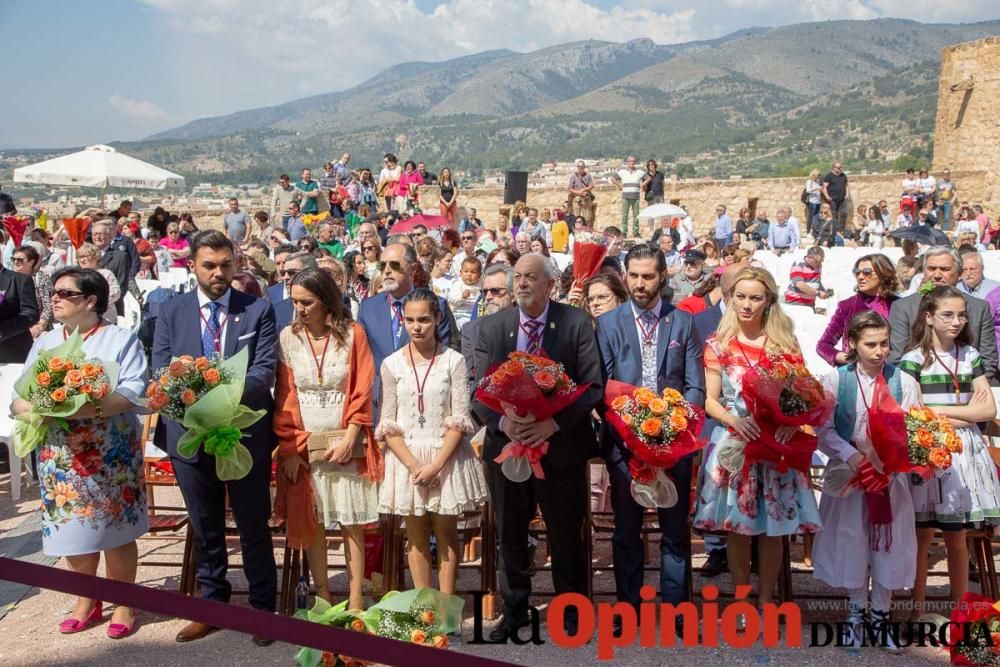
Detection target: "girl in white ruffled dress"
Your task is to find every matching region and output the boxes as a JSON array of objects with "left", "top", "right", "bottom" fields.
[{"left": 376, "top": 288, "right": 488, "bottom": 593}]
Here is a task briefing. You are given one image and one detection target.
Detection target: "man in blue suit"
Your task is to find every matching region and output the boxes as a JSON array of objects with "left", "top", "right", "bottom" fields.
[
  {"left": 266, "top": 244, "right": 298, "bottom": 303},
  {"left": 595, "top": 242, "right": 705, "bottom": 633},
  {"left": 358, "top": 242, "right": 452, "bottom": 382},
  {"left": 152, "top": 231, "right": 278, "bottom": 646},
  {"left": 272, "top": 251, "right": 318, "bottom": 332}
]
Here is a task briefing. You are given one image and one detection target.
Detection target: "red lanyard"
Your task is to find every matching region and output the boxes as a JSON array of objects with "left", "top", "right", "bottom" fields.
[
  {"left": 932, "top": 346, "right": 962, "bottom": 398},
  {"left": 302, "top": 332, "right": 332, "bottom": 385},
  {"left": 198, "top": 308, "right": 229, "bottom": 354},
  {"left": 64, "top": 321, "right": 101, "bottom": 341},
  {"left": 636, "top": 311, "right": 658, "bottom": 346},
  {"left": 855, "top": 365, "right": 882, "bottom": 413},
  {"left": 407, "top": 343, "right": 438, "bottom": 427}
]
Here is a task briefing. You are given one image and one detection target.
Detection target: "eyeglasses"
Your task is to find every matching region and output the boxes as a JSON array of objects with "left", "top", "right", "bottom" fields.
[
  {"left": 586, "top": 293, "right": 614, "bottom": 305},
  {"left": 853, "top": 268, "right": 875, "bottom": 277},
  {"left": 280, "top": 269, "right": 300, "bottom": 278},
  {"left": 935, "top": 313, "right": 969, "bottom": 323},
  {"left": 53, "top": 288, "right": 85, "bottom": 299},
  {"left": 11, "top": 256, "right": 27, "bottom": 265},
  {"left": 376, "top": 260, "right": 405, "bottom": 274},
  {"left": 483, "top": 287, "right": 508, "bottom": 297},
  {"left": 461, "top": 236, "right": 476, "bottom": 241},
  {"left": 363, "top": 246, "right": 377, "bottom": 252}
]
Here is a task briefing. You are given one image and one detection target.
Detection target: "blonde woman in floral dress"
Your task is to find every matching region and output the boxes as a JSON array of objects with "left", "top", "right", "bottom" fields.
[{"left": 693, "top": 266, "right": 821, "bottom": 611}]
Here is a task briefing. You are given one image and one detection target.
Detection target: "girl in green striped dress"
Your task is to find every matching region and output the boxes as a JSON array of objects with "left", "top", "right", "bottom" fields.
[{"left": 899, "top": 285, "right": 999, "bottom": 611}]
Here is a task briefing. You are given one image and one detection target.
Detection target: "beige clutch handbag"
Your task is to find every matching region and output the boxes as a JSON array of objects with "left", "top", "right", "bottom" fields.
[{"left": 307, "top": 429, "right": 366, "bottom": 464}]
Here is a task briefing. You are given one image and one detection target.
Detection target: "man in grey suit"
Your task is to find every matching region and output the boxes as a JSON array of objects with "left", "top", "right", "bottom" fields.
[
  {"left": 889, "top": 246, "right": 999, "bottom": 383},
  {"left": 461, "top": 264, "right": 514, "bottom": 384}
]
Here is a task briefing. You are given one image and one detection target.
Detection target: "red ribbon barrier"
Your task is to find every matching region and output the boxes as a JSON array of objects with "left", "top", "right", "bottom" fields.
[{"left": 0, "top": 557, "right": 513, "bottom": 667}]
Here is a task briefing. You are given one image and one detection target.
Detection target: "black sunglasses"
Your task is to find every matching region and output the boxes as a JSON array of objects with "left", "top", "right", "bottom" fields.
[
  {"left": 483, "top": 287, "right": 508, "bottom": 297},
  {"left": 280, "top": 269, "right": 300, "bottom": 278},
  {"left": 376, "top": 260, "right": 405, "bottom": 273},
  {"left": 853, "top": 268, "right": 875, "bottom": 277},
  {"left": 53, "top": 288, "right": 85, "bottom": 299},
  {"left": 11, "top": 256, "right": 28, "bottom": 264}
]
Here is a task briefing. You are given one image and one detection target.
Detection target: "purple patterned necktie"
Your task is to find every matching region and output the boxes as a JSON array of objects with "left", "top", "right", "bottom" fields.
[{"left": 522, "top": 319, "right": 542, "bottom": 354}]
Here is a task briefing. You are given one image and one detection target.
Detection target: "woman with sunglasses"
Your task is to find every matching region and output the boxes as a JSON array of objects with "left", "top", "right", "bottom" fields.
[
  {"left": 361, "top": 237, "right": 382, "bottom": 280},
  {"left": 10, "top": 267, "right": 149, "bottom": 637},
  {"left": 12, "top": 244, "right": 53, "bottom": 338},
  {"left": 816, "top": 254, "right": 899, "bottom": 367},
  {"left": 160, "top": 223, "right": 190, "bottom": 268}
]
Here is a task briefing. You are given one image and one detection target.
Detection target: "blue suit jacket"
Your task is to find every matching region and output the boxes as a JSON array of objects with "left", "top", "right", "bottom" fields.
[
  {"left": 267, "top": 282, "right": 285, "bottom": 303},
  {"left": 273, "top": 297, "right": 294, "bottom": 332},
  {"left": 357, "top": 292, "right": 453, "bottom": 376},
  {"left": 595, "top": 300, "right": 705, "bottom": 461},
  {"left": 152, "top": 289, "right": 277, "bottom": 461},
  {"left": 693, "top": 303, "right": 723, "bottom": 343}
]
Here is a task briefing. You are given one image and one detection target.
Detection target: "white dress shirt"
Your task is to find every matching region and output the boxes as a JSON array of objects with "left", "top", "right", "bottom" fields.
[
  {"left": 516, "top": 302, "right": 550, "bottom": 352},
  {"left": 197, "top": 287, "right": 232, "bottom": 354}
]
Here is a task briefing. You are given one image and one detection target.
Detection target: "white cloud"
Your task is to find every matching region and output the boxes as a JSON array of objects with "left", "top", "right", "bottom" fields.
[{"left": 109, "top": 95, "right": 172, "bottom": 121}]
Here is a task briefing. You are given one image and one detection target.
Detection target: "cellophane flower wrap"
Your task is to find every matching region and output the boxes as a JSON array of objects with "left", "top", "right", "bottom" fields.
[
  {"left": 13, "top": 330, "right": 119, "bottom": 456},
  {"left": 718, "top": 352, "right": 834, "bottom": 474},
  {"left": 302, "top": 211, "right": 330, "bottom": 236},
  {"left": 145, "top": 346, "right": 264, "bottom": 480},
  {"left": 572, "top": 230, "right": 609, "bottom": 289},
  {"left": 295, "top": 588, "right": 463, "bottom": 665},
  {"left": 475, "top": 351, "right": 590, "bottom": 482},
  {"left": 604, "top": 379, "right": 704, "bottom": 508},
  {"left": 949, "top": 592, "right": 1000, "bottom": 665},
  {"left": 3, "top": 214, "right": 29, "bottom": 247},
  {"left": 905, "top": 405, "right": 961, "bottom": 482}
]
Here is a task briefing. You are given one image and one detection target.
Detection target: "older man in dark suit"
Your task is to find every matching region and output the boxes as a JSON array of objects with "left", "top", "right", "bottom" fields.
[
  {"left": 595, "top": 243, "right": 705, "bottom": 631},
  {"left": 152, "top": 231, "right": 277, "bottom": 646},
  {"left": 889, "top": 246, "right": 998, "bottom": 383},
  {"left": 473, "top": 253, "right": 603, "bottom": 640}
]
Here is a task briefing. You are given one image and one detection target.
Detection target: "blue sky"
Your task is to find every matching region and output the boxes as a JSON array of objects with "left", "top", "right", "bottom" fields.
[{"left": 2, "top": 0, "right": 998, "bottom": 149}]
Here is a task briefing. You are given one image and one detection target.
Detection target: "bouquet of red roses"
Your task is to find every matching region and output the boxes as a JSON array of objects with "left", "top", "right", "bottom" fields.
[
  {"left": 604, "top": 380, "right": 704, "bottom": 507},
  {"left": 475, "top": 351, "right": 590, "bottom": 481},
  {"left": 949, "top": 592, "right": 1000, "bottom": 665},
  {"left": 718, "top": 352, "right": 834, "bottom": 474},
  {"left": 572, "top": 230, "right": 609, "bottom": 289}
]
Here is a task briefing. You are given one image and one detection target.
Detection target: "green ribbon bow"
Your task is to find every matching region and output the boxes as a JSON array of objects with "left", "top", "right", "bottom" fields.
[{"left": 918, "top": 280, "right": 937, "bottom": 296}]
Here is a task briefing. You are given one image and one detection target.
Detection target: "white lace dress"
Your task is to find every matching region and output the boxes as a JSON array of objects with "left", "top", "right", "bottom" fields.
[
  {"left": 376, "top": 347, "right": 488, "bottom": 516},
  {"left": 279, "top": 327, "right": 379, "bottom": 526}
]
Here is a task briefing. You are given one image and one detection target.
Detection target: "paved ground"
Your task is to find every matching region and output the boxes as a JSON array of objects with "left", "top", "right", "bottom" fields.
[{"left": 0, "top": 463, "right": 967, "bottom": 666}]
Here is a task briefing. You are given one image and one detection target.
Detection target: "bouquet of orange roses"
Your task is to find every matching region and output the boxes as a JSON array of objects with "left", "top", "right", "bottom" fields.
[
  {"left": 604, "top": 380, "right": 704, "bottom": 508},
  {"left": 475, "top": 351, "right": 590, "bottom": 482},
  {"left": 146, "top": 347, "right": 264, "bottom": 480},
  {"left": 718, "top": 352, "right": 834, "bottom": 474},
  {"left": 14, "top": 330, "right": 118, "bottom": 456},
  {"left": 905, "top": 405, "right": 961, "bottom": 481}
]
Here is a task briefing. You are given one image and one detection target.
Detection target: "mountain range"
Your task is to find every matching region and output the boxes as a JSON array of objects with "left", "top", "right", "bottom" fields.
[{"left": 33, "top": 19, "right": 1000, "bottom": 183}]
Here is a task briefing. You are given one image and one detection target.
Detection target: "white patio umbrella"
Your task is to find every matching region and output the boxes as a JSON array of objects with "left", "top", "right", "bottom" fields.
[
  {"left": 638, "top": 202, "right": 686, "bottom": 219},
  {"left": 13, "top": 144, "right": 185, "bottom": 204}
]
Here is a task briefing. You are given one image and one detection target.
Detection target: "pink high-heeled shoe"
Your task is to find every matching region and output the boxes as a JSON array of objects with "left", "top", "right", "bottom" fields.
[
  {"left": 58, "top": 601, "right": 103, "bottom": 634},
  {"left": 106, "top": 616, "right": 138, "bottom": 639}
]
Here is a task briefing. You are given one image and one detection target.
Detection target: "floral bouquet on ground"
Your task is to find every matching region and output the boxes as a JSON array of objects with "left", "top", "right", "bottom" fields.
[
  {"left": 905, "top": 405, "right": 961, "bottom": 482},
  {"left": 13, "top": 330, "right": 118, "bottom": 457},
  {"left": 145, "top": 347, "right": 264, "bottom": 480},
  {"left": 949, "top": 591, "right": 1000, "bottom": 665},
  {"left": 717, "top": 352, "right": 834, "bottom": 475},
  {"left": 604, "top": 380, "right": 704, "bottom": 508},
  {"left": 475, "top": 351, "right": 590, "bottom": 482},
  {"left": 294, "top": 588, "right": 463, "bottom": 666},
  {"left": 571, "top": 230, "right": 609, "bottom": 289},
  {"left": 293, "top": 598, "right": 373, "bottom": 667}
]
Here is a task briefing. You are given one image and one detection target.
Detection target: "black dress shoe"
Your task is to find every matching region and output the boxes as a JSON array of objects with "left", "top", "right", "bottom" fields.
[
  {"left": 702, "top": 550, "right": 728, "bottom": 578},
  {"left": 612, "top": 616, "right": 624, "bottom": 639},
  {"left": 488, "top": 614, "right": 530, "bottom": 642},
  {"left": 251, "top": 634, "right": 275, "bottom": 647}
]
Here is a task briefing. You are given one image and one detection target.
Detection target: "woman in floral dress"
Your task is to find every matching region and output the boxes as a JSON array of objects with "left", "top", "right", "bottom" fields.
[
  {"left": 11, "top": 267, "right": 149, "bottom": 638},
  {"left": 693, "top": 266, "right": 821, "bottom": 609}
]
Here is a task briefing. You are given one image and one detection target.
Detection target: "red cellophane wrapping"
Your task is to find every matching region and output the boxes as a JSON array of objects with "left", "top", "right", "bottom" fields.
[
  {"left": 949, "top": 591, "right": 1000, "bottom": 665},
  {"left": 603, "top": 379, "right": 705, "bottom": 472},
  {"left": 865, "top": 372, "right": 912, "bottom": 474},
  {"left": 571, "top": 234, "right": 608, "bottom": 289},
  {"left": 475, "top": 352, "right": 590, "bottom": 426},
  {"left": 3, "top": 215, "right": 29, "bottom": 248},
  {"left": 740, "top": 353, "right": 835, "bottom": 473}
]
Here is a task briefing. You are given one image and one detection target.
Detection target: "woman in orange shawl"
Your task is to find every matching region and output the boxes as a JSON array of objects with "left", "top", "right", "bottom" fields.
[{"left": 274, "top": 269, "right": 382, "bottom": 611}]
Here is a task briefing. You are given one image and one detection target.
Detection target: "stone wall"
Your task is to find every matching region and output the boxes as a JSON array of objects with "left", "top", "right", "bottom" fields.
[
  {"left": 434, "top": 169, "right": 988, "bottom": 237},
  {"left": 933, "top": 36, "right": 1000, "bottom": 209}
]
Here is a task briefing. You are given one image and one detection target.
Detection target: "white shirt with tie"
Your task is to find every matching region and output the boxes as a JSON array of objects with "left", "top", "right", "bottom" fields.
[{"left": 197, "top": 287, "right": 232, "bottom": 356}]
